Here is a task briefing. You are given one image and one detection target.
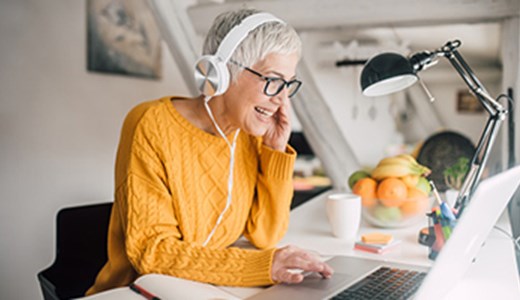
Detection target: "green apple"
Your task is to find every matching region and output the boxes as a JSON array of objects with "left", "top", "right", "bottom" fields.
[
  {"left": 373, "top": 206, "right": 402, "bottom": 222},
  {"left": 348, "top": 170, "right": 371, "bottom": 189},
  {"left": 416, "top": 176, "right": 432, "bottom": 196}
]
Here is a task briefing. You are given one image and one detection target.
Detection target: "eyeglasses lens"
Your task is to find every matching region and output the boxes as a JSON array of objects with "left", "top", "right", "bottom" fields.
[{"left": 265, "top": 79, "right": 301, "bottom": 97}]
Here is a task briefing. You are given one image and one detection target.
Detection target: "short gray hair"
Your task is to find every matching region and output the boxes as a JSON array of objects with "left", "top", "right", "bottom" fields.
[{"left": 202, "top": 8, "right": 302, "bottom": 81}]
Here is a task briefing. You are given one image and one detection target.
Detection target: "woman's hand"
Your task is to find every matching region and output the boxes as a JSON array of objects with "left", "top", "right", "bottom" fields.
[
  {"left": 262, "top": 98, "right": 291, "bottom": 152},
  {"left": 271, "top": 245, "right": 334, "bottom": 284}
]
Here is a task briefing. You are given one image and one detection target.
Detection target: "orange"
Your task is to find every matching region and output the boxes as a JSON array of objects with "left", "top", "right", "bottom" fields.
[
  {"left": 352, "top": 177, "right": 377, "bottom": 207},
  {"left": 376, "top": 177, "right": 407, "bottom": 207},
  {"left": 400, "top": 174, "right": 420, "bottom": 188},
  {"left": 400, "top": 199, "right": 428, "bottom": 216},
  {"left": 407, "top": 186, "right": 429, "bottom": 199},
  {"left": 400, "top": 187, "right": 429, "bottom": 216},
  {"left": 362, "top": 196, "right": 378, "bottom": 208}
]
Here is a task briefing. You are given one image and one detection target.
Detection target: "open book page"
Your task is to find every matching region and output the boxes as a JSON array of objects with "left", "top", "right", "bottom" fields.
[
  {"left": 136, "top": 273, "right": 241, "bottom": 300},
  {"left": 75, "top": 274, "right": 241, "bottom": 300},
  {"left": 74, "top": 287, "right": 142, "bottom": 300}
]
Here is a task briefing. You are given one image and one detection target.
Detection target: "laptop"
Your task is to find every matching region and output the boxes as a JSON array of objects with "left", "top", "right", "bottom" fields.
[{"left": 247, "top": 165, "right": 520, "bottom": 300}]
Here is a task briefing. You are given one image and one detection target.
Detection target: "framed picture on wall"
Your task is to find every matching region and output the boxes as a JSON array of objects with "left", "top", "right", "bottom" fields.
[
  {"left": 456, "top": 90, "right": 484, "bottom": 113},
  {"left": 87, "top": 0, "right": 162, "bottom": 79}
]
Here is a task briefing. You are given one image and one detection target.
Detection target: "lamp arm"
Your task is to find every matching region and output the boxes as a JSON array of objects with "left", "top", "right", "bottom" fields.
[
  {"left": 455, "top": 115, "right": 505, "bottom": 214},
  {"left": 433, "top": 41, "right": 509, "bottom": 214},
  {"left": 410, "top": 41, "right": 506, "bottom": 113},
  {"left": 361, "top": 40, "right": 509, "bottom": 215},
  {"left": 440, "top": 49, "right": 503, "bottom": 114}
]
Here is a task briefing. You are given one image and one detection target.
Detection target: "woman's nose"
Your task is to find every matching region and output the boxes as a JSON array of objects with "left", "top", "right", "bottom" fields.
[{"left": 272, "top": 86, "right": 289, "bottom": 104}]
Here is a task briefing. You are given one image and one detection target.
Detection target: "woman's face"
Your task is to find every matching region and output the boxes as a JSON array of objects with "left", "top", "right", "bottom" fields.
[{"left": 222, "top": 52, "right": 300, "bottom": 137}]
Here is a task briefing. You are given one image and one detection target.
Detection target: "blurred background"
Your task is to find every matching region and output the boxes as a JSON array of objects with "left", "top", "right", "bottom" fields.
[{"left": 1, "top": 1, "right": 518, "bottom": 299}]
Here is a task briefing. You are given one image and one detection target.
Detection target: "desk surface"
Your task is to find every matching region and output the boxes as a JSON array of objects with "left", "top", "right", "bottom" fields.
[
  {"left": 224, "top": 190, "right": 520, "bottom": 299},
  {"left": 82, "top": 190, "right": 520, "bottom": 300}
]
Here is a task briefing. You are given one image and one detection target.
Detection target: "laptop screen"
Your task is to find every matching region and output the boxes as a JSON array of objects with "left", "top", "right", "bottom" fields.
[{"left": 415, "top": 165, "right": 520, "bottom": 299}]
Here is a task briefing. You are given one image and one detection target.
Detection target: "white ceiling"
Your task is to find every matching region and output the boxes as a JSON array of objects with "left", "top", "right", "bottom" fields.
[
  {"left": 189, "top": 0, "right": 506, "bottom": 69},
  {"left": 364, "top": 22, "right": 502, "bottom": 66}
]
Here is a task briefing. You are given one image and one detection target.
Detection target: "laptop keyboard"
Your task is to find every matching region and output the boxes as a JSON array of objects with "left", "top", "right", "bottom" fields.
[{"left": 330, "top": 266, "right": 427, "bottom": 300}]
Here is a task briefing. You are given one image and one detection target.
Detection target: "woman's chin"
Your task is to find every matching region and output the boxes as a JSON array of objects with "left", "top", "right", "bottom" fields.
[{"left": 242, "top": 125, "right": 267, "bottom": 137}]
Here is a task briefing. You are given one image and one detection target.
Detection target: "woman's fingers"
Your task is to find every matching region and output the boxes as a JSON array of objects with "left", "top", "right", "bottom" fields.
[
  {"left": 261, "top": 96, "right": 292, "bottom": 152},
  {"left": 290, "top": 255, "right": 334, "bottom": 278},
  {"left": 274, "top": 268, "right": 305, "bottom": 284},
  {"left": 319, "top": 262, "right": 334, "bottom": 278},
  {"left": 288, "top": 255, "right": 321, "bottom": 271},
  {"left": 272, "top": 246, "right": 334, "bottom": 283}
]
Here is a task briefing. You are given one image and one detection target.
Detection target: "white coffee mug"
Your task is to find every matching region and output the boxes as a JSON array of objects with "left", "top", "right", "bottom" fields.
[{"left": 326, "top": 193, "right": 361, "bottom": 239}]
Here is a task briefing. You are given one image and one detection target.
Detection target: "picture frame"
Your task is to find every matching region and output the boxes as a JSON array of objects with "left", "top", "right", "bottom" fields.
[
  {"left": 456, "top": 90, "right": 484, "bottom": 113},
  {"left": 87, "top": 0, "right": 162, "bottom": 79}
]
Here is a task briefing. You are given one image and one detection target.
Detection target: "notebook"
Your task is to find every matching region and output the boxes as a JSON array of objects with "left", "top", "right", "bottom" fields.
[
  {"left": 246, "top": 165, "right": 520, "bottom": 300},
  {"left": 77, "top": 273, "right": 241, "bottom": 300}
]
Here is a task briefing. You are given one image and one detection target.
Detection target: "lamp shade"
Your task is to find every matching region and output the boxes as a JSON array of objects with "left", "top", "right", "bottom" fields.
[{"left": 360, "top": 53, "right": 417, "bottom": 97}]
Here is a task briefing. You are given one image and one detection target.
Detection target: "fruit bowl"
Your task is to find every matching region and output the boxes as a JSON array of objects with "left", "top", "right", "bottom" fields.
[
  {"left": 349, "top": 154, "right": 433, "bottom": 228},
  {"left": 362, "top": 196, "right": 432, "bottom": 228}
]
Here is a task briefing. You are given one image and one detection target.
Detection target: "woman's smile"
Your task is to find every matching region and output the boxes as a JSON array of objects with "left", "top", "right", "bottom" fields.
[{"left": 254, "top": 105, "right": 277, "bottom": 123}]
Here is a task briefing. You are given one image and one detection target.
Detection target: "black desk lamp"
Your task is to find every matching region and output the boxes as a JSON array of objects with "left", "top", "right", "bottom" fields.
[{"left": 360, "top": 40, "right": 509, "bottom": 215}]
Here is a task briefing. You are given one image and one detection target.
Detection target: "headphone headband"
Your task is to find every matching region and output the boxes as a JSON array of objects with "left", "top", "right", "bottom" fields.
[
  {"left": 194, "top": 12, "right": 285, "bottom": 97},
  {"left": 216, "top": 12, "right": 284, "bottom": 63}
]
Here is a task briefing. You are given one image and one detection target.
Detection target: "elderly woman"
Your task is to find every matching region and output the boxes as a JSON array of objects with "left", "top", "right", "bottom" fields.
[{"left": 86, "top": 8, "right": 332, "bottom": 296}]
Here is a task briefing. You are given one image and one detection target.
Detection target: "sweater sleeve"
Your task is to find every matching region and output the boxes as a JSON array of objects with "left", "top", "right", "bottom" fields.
[
  {"left": 243, "top": 144, "right": 296, "bottom": 249},
  {"left": 116, "top": 108, "right": 276, "bottom": 287}
]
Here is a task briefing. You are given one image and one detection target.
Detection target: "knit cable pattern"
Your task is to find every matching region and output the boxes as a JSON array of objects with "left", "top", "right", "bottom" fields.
[{"left": 86, "top": 97, "right": 296, "bottom": 295}]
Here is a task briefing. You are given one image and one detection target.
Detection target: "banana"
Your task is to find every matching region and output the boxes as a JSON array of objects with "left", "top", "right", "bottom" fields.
[
  {"left": 376, "top": 156, "right": 411, "bottom": 168},
  {"left": 376, "top": 156, "right": 420, "bottom": 169},
  {"left": 396, "top": 154, "right": 417, "bottom": 164},
  {"left": 376, "top": 154, "right": 431, "bottom": 177},
  {"left": 371, "top": 164, "right": 415, "bottom": 180}
]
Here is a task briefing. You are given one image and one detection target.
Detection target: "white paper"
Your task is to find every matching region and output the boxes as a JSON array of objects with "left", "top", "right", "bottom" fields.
[{"left": 75, "top": 274, "right": 240, "bottom": 300}]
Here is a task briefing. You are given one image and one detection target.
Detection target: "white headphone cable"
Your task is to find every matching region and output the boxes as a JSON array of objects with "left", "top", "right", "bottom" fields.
[{"left": 202, "top": 96, "right": 240, "bottom": 246}]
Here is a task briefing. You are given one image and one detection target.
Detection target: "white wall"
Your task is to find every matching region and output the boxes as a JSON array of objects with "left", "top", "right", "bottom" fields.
[
  {"left": 300, "top": 30, "right": 503, "bottom": 170},
  {"left": 422, "top": 59, "right": 501, "bottom": 145},
  {"left": 0, "top": 1, "right": 189, "bottom": 299},
  {"left": 301, "top": 32, "right": 405, "bottom": 168}
]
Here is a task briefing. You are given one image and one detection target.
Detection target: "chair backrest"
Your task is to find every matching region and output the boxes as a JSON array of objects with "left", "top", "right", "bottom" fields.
[{"left": 38, "top": 202, "right": 113, "bottom": 300}]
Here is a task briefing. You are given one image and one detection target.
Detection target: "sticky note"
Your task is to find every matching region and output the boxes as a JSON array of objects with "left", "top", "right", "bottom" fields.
[
  {"left": 361, "top": 233, "right": 393, "bottom": 245},
  {"left": 354, "top": 240, "right": 401, "bottom": 254}
]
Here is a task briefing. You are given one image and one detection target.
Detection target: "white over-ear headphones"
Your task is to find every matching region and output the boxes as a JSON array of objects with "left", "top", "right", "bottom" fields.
[{"left": 194, "top": 12, "right": 284, "bottom": 98}]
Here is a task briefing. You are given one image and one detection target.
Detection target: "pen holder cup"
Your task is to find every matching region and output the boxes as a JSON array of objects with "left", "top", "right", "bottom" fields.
[{"left": 418, "top": 206, "right": 458, "bottom": 261}]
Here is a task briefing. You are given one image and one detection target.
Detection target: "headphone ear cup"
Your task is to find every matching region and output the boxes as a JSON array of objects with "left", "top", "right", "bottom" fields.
[{"left": 194, "top": 55, "right": 230, "bottom": 97}]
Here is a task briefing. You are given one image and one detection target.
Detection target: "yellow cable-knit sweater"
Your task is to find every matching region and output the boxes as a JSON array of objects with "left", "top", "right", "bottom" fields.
[{"left": 86, "top": 97, "right": 296, "bottom": 295}]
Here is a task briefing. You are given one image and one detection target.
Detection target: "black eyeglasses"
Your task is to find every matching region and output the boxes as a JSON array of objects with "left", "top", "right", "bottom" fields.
[{"left": 230, "top": 60, "right": 302, "bottom": 98}]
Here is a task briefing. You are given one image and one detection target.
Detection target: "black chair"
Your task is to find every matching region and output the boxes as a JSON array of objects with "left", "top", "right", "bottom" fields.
[
  {"left": 38, "top": 202, "right": 112, "bottom": 300},
  {"left": 289, "top": 131, "right": 315, "bottom": 156}
]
